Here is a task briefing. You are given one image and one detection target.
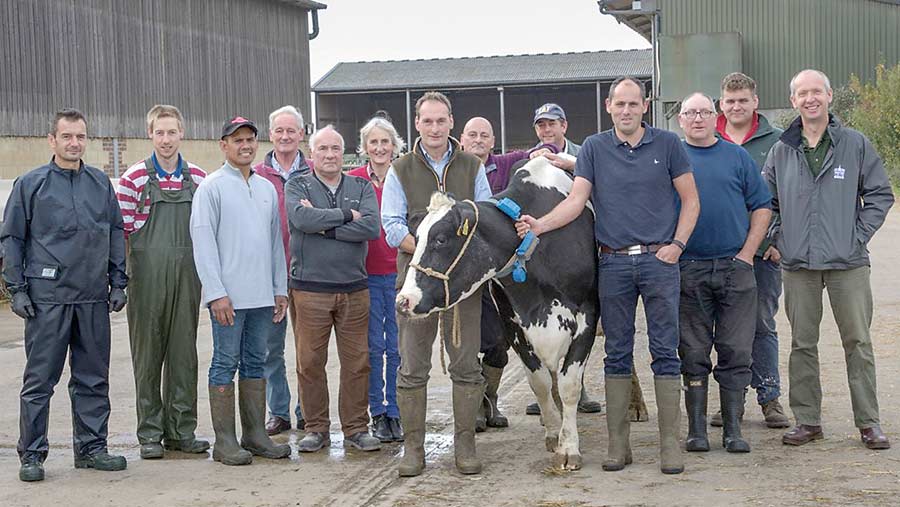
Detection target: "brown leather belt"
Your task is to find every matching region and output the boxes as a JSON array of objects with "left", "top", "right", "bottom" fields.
[{"left": 599, "top": 243, "right": 666, "bottom": 255}]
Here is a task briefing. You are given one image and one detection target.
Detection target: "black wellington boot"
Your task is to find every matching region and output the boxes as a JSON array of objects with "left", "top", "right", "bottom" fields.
[
  {"left": 684, "top": 376, "right": 710, "bottom": 452},
  {"left": 721, "top": 388, "right": 751, "bottom": 453}
]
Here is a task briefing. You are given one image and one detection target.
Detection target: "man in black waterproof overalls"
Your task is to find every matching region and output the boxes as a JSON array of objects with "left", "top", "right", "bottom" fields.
[{"left": 2, "top": 108, "right": 128, "bottom": 482}]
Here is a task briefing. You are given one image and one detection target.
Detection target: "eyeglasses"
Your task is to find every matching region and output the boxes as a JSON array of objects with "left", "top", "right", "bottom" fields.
[{"left": 680, "top": 110, "right": 716, "bottom": 119}]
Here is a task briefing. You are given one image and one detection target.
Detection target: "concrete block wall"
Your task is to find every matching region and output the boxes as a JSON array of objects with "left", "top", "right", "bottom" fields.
[{"left": 0, "top": 137, "right": 307, "bottom": 179}]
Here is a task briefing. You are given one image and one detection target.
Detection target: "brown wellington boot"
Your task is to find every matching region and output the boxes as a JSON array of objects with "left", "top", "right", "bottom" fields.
[
  {"left": 629, "top": 369, "right": 650, "bottom": 422},
  {"left": 482, "top": 364, "right": 509, "bottom": 428},
  {"left": 397, "top": 386, "right": 427, "bottom": 477},
  {"left": 209, "top": 383, "right": 252, "bottom": 466},
  {"left": 238, "top": 379, "right": 291, "bottom": 459},
  {"left": 453, "top": 382, "right": 483, "bottom": 474},
  {"left": 655, "top": 376, "right": 685, "bottom": 474},
  {"left": 602, "top": 375, "right": 633, "bottom": 471}
]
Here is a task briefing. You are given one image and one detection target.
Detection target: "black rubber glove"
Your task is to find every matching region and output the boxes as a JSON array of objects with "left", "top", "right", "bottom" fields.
[
  {"left": 109, "top": 287, "right": 127, "bottom": 312},
  {"left": 11, "top": 291, "right": 36, "bottom": 319}
]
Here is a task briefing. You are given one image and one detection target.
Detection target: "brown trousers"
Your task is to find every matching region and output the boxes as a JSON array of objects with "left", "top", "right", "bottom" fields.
[{"left": 292, "top": 289, "right": 371, "bottom": 436}]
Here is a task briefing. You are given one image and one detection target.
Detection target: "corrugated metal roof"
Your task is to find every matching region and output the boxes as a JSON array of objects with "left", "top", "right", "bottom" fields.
[
  {"left": 598, "top": 0, "right": 654, "bottom": 42},
  {"left": 313, "top": 49, "right": 652, "bottom": 93},
  {"left": 271, "top": 0, "right": 327, "bottom": 9},
  {"left": 601, "top": 0, "right": 899, "bottom": 41}
]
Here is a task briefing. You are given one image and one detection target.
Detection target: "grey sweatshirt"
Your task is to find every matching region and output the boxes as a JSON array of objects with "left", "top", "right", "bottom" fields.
[
  {"left": 285, "top": 171, "right": 380, "bottom": 293},
  {"left": 190, "top": 162, "right": 288, "bottom": 308}
]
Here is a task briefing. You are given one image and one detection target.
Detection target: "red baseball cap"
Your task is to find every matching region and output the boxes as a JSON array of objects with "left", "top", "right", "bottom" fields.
[{"left": 220, "top": 116, "right": 258, "bottom": 139}]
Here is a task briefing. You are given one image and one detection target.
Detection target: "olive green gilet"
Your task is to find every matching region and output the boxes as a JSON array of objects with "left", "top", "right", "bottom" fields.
[{"left": 393, "top": 137, "right": 481, "bottom": 288}]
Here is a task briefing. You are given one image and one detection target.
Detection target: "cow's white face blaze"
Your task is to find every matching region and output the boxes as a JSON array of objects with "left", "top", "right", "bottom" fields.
[
  {"left": 396, "top": 193, "right": 454, "bottom": 314},
  {"left": 396, "top": 193, "right": 493, "bottom": 316}
]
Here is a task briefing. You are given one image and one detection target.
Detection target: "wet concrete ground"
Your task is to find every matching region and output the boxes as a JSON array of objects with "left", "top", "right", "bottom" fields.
[{"left": 2, "top": 211, "right": 900, "bottom": 506}]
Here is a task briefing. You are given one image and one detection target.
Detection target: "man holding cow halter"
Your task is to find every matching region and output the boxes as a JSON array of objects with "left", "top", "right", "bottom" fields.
[
  {"left": 381, "top": 91, "right": 493, "bottom": 476},
  {"left": 517, "top": 76, "right": 700, "bottom": 475}
]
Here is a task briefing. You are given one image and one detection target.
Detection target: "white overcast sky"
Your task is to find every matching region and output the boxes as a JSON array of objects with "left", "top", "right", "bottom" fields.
[{"left": 307, "top": 0, "right": 651, "bottom": 85}]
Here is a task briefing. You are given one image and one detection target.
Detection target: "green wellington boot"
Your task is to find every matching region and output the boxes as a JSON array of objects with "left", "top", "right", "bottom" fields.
[
  {"left": 238, "top": 379, "right": 291, "bottom": 459},
  {"left": 602, "top": 375, "right": 633, "bottom": 471},
  {"left": 209, "top": 383, "right": 252, "bottom": 466},
  {"left": 397, "top": 386, "right": 427, "bottom": 477},
  {"left": 655, "top": 376, "right": 684, "bottom": 474},
  {"left": 453, "top": 382, "right": 483, "bottom": 474}
]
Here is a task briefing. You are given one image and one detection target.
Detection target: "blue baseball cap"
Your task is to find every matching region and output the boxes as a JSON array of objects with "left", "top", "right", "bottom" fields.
[{"left": 533, "top": 103, "right": 566, "bottom": 124}]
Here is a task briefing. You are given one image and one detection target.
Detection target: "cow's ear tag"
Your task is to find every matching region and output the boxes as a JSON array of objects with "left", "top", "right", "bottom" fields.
[{"left": 457, "top": 218, "right": 470, "bottom": 236}]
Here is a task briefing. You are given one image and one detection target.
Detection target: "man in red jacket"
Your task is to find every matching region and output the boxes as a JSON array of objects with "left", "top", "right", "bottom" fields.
[{"left": 253, "top": 105, "right": 310, "bottom": 435}]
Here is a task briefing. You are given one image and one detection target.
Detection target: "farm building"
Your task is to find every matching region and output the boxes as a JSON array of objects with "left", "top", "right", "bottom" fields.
[
  {"left": 312, "top": 50, "right": 653, "bottom": 156},
  {"left": 0, "top": 0, "right": 327, "bottom": 178},
  {"left": 599, "top": 0, "right": 900, "bottom": 127}
]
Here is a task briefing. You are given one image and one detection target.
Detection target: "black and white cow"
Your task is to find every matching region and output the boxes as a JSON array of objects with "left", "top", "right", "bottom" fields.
[{"left": 396, "top": 155, "right": 597, "bottom": 470}]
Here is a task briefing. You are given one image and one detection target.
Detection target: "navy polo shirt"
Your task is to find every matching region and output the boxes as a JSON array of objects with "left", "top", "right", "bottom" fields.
[{"left": 575, "top": 123, "right": 692, "bottom": 249}]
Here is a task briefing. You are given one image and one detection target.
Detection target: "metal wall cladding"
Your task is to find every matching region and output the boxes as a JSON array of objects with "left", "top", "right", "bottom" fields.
[
  {"left": 658, "top": 0, "right": 900, "bottom": 109},
  {"left": 0, "top": 0, "right": 313, "bottom": 139},
  {"left": 660, "top": 32, "right": 742, "bottom": 102}
]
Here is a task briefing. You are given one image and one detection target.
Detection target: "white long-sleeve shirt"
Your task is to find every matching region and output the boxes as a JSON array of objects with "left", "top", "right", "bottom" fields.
[{"left": 190, "top": 162, "right": 287, "bottom": 309}]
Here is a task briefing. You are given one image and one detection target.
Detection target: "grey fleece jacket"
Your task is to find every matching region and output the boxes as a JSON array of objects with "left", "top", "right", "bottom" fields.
[
  {"left": 285, "top": 171, "right": 380, "bottom": 293},
  {"left": 190, "top": 162, "right": 287, "bottom": 309},
  {"left": 763, "top": 115, "right": 895, "bottom": 271}
]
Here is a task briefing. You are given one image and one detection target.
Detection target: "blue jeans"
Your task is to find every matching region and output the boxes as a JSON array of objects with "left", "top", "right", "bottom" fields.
[
  {"left": 367, "top": 274, "right": 400, "bottom": 418},
  {"left": 264, "top": 317, "right": 303, "bottom": 421},
  {"left": 208, "top": 307, "right": 272, "bottom": 386},
  {"left": 751, "top": 256, "right": 783, "bottom": 404},
  {"left": 598, "top": 252, "right": 681, "bottom": 377}
]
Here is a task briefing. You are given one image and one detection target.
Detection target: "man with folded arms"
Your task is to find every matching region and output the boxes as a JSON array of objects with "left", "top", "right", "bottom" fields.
[{"left": 287, "top": 125, "right": 382, "bottom": 453}]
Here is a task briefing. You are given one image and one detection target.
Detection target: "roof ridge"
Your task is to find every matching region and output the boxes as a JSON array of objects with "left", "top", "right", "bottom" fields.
[
  {"left": 314, "top": 49, "right": 653, "bottom": 93},
  {"left": 340, "top": 48, "right": 651, "bottom": 66}
]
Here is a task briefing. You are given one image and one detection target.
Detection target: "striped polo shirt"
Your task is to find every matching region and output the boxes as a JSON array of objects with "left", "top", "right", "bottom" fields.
[{"left": 116, "top": 157, "right": 207, "bottom": 236}]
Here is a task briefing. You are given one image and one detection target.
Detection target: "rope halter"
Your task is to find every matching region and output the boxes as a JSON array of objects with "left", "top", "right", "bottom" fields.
[{"left": 408, "top": 199, "right": 480, "bottom": 311}]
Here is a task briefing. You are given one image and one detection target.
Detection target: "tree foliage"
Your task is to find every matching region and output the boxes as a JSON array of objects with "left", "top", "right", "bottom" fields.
[
  {"left": 830, "top": 84, "right": 859, "bottom": 125},
  {"left": 848, "top": 63, "right": 900, "bottom": 186}
]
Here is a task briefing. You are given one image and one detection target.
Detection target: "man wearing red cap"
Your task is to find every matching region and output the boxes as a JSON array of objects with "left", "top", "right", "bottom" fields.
[{"left": 190, "top": 116, "right": 291, "bottom": 465}]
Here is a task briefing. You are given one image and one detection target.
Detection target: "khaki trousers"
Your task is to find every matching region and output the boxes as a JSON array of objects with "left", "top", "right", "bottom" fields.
[
  {"left": 397, "top": 286, "right": 484, "bottom": 390},
  {"left": 783, "top": 266, "right": 880, "bottom": 428},
  {"left": 292, "top": 289, "right": 370, "bottom": 436}
]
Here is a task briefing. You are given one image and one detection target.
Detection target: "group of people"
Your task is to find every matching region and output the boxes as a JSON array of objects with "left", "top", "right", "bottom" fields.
[
  {"left": 516, "top": 69, "right": 894, "bottom": 474},
  {"left": 2, "top": 65, "right": 893, "bottom": 483}
]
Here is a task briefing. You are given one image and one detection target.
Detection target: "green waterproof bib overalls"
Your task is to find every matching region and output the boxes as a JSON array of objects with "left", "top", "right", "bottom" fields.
[{"left": 126, "top": 162, "right": 202, "bottom": 444}]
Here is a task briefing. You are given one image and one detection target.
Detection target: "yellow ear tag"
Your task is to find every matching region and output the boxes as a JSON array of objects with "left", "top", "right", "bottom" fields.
[{"left": 462, "top": 218, "right": 470, "bottom": 236}]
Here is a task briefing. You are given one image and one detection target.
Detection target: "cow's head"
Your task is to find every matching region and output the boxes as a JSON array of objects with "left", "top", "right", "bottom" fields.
[{"left": 396, "top": 192, "right": 494, "bottom": 317}]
